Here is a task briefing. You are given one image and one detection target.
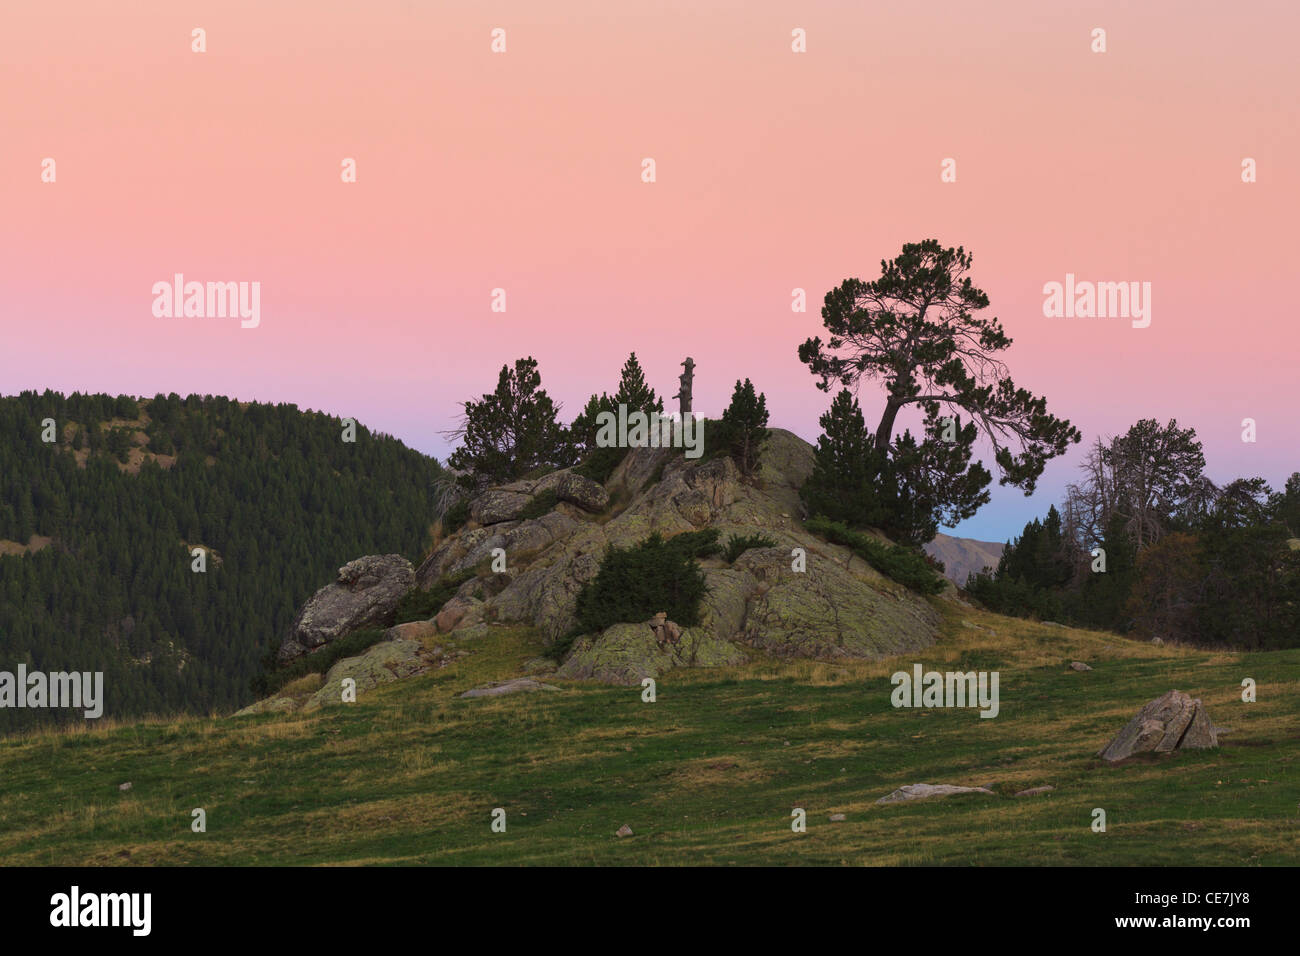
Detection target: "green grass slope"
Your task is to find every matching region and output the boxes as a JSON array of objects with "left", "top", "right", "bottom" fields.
[{"left": 1, "top": 604, "right": 1296, "bottom": 866}]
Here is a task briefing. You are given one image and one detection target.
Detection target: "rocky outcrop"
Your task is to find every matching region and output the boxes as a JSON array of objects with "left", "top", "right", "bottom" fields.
[
  {"left": 278, "top": 555, "right": 415, "bottom": 661},
  {"left": 356, "top": 430, "right": 941, "bottom": 686},
  {"left": 556, "top": 620, "right": 749, "bottom": 684},
  {"left": 237, "top": 637, "right": 443, "bottom": 716},
  {"left": 301, "top": 638, "right": 430, "bottom": 712},
  {"left": 1097, "top": 689, "right": 1219, "bottom": 762}
]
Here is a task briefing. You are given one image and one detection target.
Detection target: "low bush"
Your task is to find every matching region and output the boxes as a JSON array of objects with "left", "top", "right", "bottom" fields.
[
  {"left": 393, "top": 569, "right": 475, "bottom": 624},
  {"left": 722, "top": 532, "right": 777, "bottom": 563},
  {"left": 804, "top": 516, "right": 945, "bottom": 595},
  {"left": 571, "top": 530, "right": 718, "bottom": 635},
  {"left": 441, "top": 498, "right": 470, "bottom": 535},
  {"left": 518, "top": 488, "right": 558, "bottom": 520},
  {"left": 572, "top": 445, "right": 628, "bottom": 485}
]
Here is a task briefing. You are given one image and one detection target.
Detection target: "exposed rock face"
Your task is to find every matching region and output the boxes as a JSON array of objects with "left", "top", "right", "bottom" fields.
[
  {"left": 435, "top": 595, "right": 484, "bottom": 634},
  {"left": 734, "top": 548, "right": 937, "bottom": 660},
  {"left": 416, "top": 512, "right": 577, "bottom": 586},
  {"left": 278, "top": 555, "right": 415, "bottom": 661},
  {"left": 1097, "top": 690, "right": 1219, "bottom": 763},
  {"left": 556, "top": 621, "right": 749, "bottom": 684},
  {"left": 387, "top": 621, "right": 438, "bottom": 642},
  {"left": 239, "top": 638, "right": 435, "bottom": 716},
  {"left": 471, "top": 490, "right": 532, "bottom": 526},
  {"left": 302, "top": 638, "right": 430, "bottom": 712},
  {"left": 555, "top": 473, "right": 609, "bottom": 513},
  {"left": 876, "top": 783, "right": 994, "bottom": 804},
  {"left": 404, "top": 429, "right": 940, "bottom": 684}
]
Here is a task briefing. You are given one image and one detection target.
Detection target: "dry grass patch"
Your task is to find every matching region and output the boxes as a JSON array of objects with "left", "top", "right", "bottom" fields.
[{"left": 665, "top": 756, "right": 770, "bottom": 790}]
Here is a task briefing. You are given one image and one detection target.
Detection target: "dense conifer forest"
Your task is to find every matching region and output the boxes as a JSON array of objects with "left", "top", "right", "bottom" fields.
[{"left": 0, "top": 391, "right": 441, "bottom": 732}]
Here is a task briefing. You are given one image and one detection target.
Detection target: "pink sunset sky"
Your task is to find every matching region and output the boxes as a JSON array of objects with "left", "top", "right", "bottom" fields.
[{"left": 2, "top": 0, "right": 1296, "bottom": 540}]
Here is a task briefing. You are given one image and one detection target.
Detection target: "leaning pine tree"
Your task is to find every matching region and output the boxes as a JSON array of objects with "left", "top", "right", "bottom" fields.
[{"left": 798, "top": 240, "right": 1081, "bottom": 545}]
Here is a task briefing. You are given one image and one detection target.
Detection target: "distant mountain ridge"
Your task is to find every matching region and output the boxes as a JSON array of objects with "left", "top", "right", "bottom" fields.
[{"left": 924, "top": 533, "right": 1005, "bottom": 586}]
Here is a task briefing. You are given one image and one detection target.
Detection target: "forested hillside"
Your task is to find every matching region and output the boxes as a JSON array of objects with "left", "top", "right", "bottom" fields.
[{"left": 0, "top": 391, "right": 441, "bottom": 732}]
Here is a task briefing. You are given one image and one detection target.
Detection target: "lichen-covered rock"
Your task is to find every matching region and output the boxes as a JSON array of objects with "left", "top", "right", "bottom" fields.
[
  {"left": 673, "top": 488, "right": 712, "bottom": 526},
  {"left": 278, "top": 554, "right": 415, "bottom": 661},
  {"left": 435, "top": 595, "right": 484, "bottom": 633},
  {"left": 735, "top": 547, "right": 939, "bottom": 660},
  {"left": 1097, "top": 689, "right": 1219, "bottom": 762},
  {"left": 696, "top": 568, "right": 757, "bottom": 642},
  {"left": 234, "top": 696, "right": 299, "bottom": 717},
  {"left": 451, "top": 513, "right": 577, "bottom": 576},
  {"left": 555, "top": 621, "right": 747, "bottom": 684},
  {"left": 556, "top": 473, "right": 609, "bottom": 512},
  {"left": 488, "top": 550, "right": 602, "bottom": 637},
  {"left": 302, "top": 639, "right": 429, "bottom": 712},
  {"left": 609, "top": 445, "right": 679, "bottom": 497},
  {"left": 416, "top": 528, "right": 488, "bottom": 587},
  {"left": 471, "top": 490, "right": 532, "bottom": 526}
]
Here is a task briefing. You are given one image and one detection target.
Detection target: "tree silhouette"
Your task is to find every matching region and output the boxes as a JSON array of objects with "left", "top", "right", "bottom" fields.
[{"left": 799, "top": 240, "right": 1080, "bottom": 536}]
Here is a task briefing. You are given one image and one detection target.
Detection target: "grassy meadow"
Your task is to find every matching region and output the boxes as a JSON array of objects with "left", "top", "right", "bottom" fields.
[{"left": 2, "top": 602, "right": 1297, "bottom": 866}]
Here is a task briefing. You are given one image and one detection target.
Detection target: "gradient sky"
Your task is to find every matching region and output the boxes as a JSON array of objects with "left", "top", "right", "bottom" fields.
[{"left": 3, "top": 1, "right": 1296, "bottom": 540}]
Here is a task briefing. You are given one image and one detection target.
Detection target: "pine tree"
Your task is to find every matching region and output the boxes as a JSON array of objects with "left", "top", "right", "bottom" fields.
[
  {"left": 718, "top": 379, "right": 769, "bottom": 477},
  {"left": 613, "top": 352, "right": 663, "bottom": 415},
  {"left": 801, "top": 389, "right": 880, "bottom": 526},
  {"left": 571, "top": 392, "right": 616, "bottom": 453},
  {"left": 447, "top": 357, "right": 576, "bottom": 483}
]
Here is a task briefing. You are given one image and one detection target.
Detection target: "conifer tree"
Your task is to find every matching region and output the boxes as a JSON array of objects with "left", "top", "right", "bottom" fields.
[
  {"left": 613, "top": 352, "right": 663, "bottom": 415},
  {"left": 447, "top": 357, "right": 576, "bottom": 483},
  {"left": 718, "top": 378, "right": 769, "bottom": 476},
  {"left": 801, "top": 389, "right": 880, "bottom": 527}
]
